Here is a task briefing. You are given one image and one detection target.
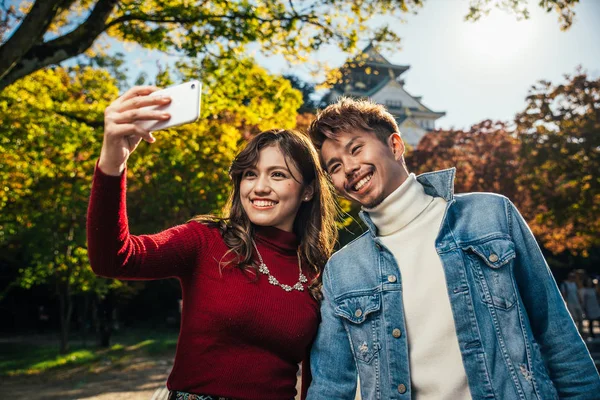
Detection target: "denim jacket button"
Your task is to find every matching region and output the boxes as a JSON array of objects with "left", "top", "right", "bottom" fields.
[
  {"left": 354, "top": 309, "right": 363, "bottom": 318},
  {"left": 387, "top": 275, "right": 397, "bottom": 283},
  {"left": 488, "top": 253, "right": 499, "bottom": 262},
  {"left": 392, "top": 328, "right": 402, "bottom": 338},
  {"left": 397, "top": 383, "right": 407, "bottom": 394}
]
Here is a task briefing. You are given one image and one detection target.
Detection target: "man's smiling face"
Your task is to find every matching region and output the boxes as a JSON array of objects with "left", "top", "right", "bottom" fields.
[{"left": 321, "top": 128, "right": 408, "bottom": 208}]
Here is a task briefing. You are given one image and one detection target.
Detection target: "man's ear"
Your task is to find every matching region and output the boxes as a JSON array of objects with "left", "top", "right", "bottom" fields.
[
  {"left": 302, "top": 182, "right": 315, "bottom": 202},
  {"left": 388, "top": 132, "right": 405, "bottom": 161}
]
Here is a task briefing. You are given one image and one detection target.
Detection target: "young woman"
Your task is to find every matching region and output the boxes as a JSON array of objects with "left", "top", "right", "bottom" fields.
[{"left": 86, "top": 86, "right": 338, "bottom": 400}]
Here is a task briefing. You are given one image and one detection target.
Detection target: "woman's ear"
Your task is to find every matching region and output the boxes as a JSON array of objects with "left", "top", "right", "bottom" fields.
[
  {"left": 388, "top": 132, "right": 405, "bottom": 161},
  {"left": 302, "top": 183, "right": 315, "bottom": 202}
]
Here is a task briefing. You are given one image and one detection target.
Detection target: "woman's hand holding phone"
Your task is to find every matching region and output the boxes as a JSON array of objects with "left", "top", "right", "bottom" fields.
[{"left": 99, "top": 86, "right": 171, "bottom": 176}]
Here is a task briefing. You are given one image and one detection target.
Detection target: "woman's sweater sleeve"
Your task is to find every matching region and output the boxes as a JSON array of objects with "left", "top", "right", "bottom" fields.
[{"left": 86, "top": 163, "right": 206, "bottom": 280}]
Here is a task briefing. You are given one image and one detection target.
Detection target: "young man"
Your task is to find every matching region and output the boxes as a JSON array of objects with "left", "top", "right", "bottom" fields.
[{"left": 306, "top": 98, "right": 599, "bottom": 399}]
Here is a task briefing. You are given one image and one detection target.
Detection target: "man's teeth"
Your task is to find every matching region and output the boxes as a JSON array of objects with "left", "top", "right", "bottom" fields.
[
  {"left": 253, "top": 200, "right": 276, "bottom": 207},
  {"left": 353, "top": 174, "right": 373, "bottom": 191}
]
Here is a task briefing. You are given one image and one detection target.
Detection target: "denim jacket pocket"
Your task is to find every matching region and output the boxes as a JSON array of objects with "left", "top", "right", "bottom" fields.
[
  {"left": 465, "top": 238, "right": 517, "bottom": 310},
  {"left": 334, "top": 293, "right": 382, "bottom": 364}
]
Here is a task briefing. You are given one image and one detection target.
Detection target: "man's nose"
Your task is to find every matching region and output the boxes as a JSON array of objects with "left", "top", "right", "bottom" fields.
[{"left": 344, "top": 159, "right": 360, "bottom": 177}]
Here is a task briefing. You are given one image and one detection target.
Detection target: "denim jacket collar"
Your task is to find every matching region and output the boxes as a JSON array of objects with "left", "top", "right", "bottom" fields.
[{"left": 359, "top": 168, "right": 456, "bottom": 237}]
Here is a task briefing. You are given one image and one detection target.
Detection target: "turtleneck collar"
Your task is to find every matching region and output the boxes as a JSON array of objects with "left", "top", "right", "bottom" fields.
[
  {"left": 363, "top": 173, "right": 434, "bottom": 236},
  {"left": 254, "top": 225, "right": 299, "bottom": 255}
]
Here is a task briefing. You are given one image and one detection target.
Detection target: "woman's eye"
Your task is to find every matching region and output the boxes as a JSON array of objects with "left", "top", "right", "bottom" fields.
[
  {"left": 330, "top": 165, "right": 340, "bottom": 174},
  {"left": 351, "top": 145, "right": 362, "bottom": 154},
  {"left": 243, "top": 170, "right": 256, "bottom": 178},
  {"left": 272, "top": 171, "right": 286, "bottom": 178}
]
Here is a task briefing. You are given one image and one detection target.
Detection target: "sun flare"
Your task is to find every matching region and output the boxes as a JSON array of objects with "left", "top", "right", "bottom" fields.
[{"left": 459, "top": 9, "right": 538, "bottom": 66}]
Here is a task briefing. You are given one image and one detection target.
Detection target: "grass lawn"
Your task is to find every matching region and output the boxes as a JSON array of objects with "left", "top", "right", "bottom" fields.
[{"left": 0, "top": 329, "right": 178, "bottom": 377}]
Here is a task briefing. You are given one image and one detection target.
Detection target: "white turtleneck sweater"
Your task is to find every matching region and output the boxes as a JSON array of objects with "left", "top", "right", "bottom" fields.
[{"left": 364, "top": 174, "right": 471, "bottom": 399}]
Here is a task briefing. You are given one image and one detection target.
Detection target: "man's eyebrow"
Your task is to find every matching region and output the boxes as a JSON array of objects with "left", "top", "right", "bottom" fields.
[
  {"left": 344, "top": 136, "right": 359, "bottom": 153},
  {"left": 325, "top": 156, "right": 341, "bottom": 172},
  {"left": 325, "top": 136, "right": 360, "bottom": 171}
]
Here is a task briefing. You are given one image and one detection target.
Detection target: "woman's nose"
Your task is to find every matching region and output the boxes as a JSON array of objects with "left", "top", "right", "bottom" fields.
[{"left": 253, "top": 175, "right": 271, "bottom": 194}]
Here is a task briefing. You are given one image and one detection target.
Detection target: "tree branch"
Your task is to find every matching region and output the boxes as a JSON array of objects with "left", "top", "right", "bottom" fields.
[
  {"left": 0, "top": 0, "right": 118, "bottom": 91},
  {"left": 0, "top": 0, "right": 69, "bottom": 83},
  {"left": 104, "top": 10, "right": 292, "bottom": 30}
]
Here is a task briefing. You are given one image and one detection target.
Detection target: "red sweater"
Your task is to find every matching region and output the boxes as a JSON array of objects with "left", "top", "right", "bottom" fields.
[{"left": 87, "top": 166, "right": 318, "bottom": 400}]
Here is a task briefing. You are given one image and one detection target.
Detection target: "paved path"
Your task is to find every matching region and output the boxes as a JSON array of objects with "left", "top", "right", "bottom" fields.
[{"left": 0, "top": 354, "right": 173, "bottom": 400}]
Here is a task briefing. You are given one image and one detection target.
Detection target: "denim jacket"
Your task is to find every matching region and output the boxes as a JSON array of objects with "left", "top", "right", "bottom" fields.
[{"left": 308, "top": 169, "right": 600, "bottom": 399}]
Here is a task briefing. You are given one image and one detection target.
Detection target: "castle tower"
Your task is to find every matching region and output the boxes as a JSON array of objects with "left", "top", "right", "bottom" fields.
[{"left": 326, "top": 44, "right": 445, "bottom": 146}]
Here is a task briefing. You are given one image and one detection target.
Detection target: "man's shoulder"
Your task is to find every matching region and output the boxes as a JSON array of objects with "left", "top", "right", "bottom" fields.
[
  {"left": 324, "top": 231, "right": 378, "bottom": 279},
  {"left": 329, "top": 231, "right": 372, "bottom": 263},
  {"left": 449, "top": 192, "right": 514, "bottom": 237},
  {"left": 455, "top": 191, "right": 508, "bottom": 202},
  {"left": 453, "top": 191, "right": 510, "bottom": 212},
  {"left": 324, "top": 231, "right": 382, "bottom": 294}
]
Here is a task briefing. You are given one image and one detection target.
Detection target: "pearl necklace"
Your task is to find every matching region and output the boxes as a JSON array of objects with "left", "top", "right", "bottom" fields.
[{"left": 252, "top": 240, "right": 308, "bottom": 292}]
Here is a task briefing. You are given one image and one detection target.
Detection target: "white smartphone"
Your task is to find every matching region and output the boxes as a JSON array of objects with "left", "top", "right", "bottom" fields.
[{"left": 134, "top": 80, "right": 201, "bottom": 132}]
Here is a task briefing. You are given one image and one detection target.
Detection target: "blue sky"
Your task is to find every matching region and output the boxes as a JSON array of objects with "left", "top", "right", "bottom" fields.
[
  {"left": 254, "top": 0, "right": 600, "bottom": 130},
  {"left": 11, "top": 0, "right": 598, "bottom": 130},
  {"left": 116, "top": 0, "right": 599, "bottom": 130}
]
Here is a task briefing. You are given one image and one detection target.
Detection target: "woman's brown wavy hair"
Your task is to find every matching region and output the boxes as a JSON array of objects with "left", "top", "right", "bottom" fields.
[{"left": 192, "top": 129, "right": 338, "bottom": 300}]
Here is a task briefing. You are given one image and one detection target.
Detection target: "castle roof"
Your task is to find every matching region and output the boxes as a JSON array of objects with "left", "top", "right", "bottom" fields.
[{"left": 356, "top": 43, "right": 410, "bottom": 76}]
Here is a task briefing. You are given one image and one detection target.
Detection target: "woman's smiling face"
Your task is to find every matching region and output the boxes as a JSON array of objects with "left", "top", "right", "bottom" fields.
[{"left": 240, "top": 145, "right": 312, "bottom": 232}]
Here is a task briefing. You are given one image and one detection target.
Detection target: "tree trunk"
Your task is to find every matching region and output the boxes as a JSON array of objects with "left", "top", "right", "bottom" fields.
[
  {"left": 57, "top": 282, "right": 73, "bottom": 354},
  {"left": 57, "top": 217, "right": 77, "bottom": 354},
  {"left": 0, "top": 0, "right": 67, "bottom": 83},
  {"left": 0, "top": 0, "right": 118, "bottom": 91},
  {"left": 97, "top": 293, "right": 113, "bottom": 348},
  {"left": 81, "top": 293, "right": 91, "bottom": 347}
]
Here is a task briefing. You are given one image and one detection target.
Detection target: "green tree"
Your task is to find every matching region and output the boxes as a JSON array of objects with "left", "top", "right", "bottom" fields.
[
  {"left": 0, "top": 0, "right": 581, "bottom": 91},
  {"left": 0, "top": 57, "right": 302, "bottom": 352},
  {"left": 0, "top": 66, "right": 118, "bottom": 353}
]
